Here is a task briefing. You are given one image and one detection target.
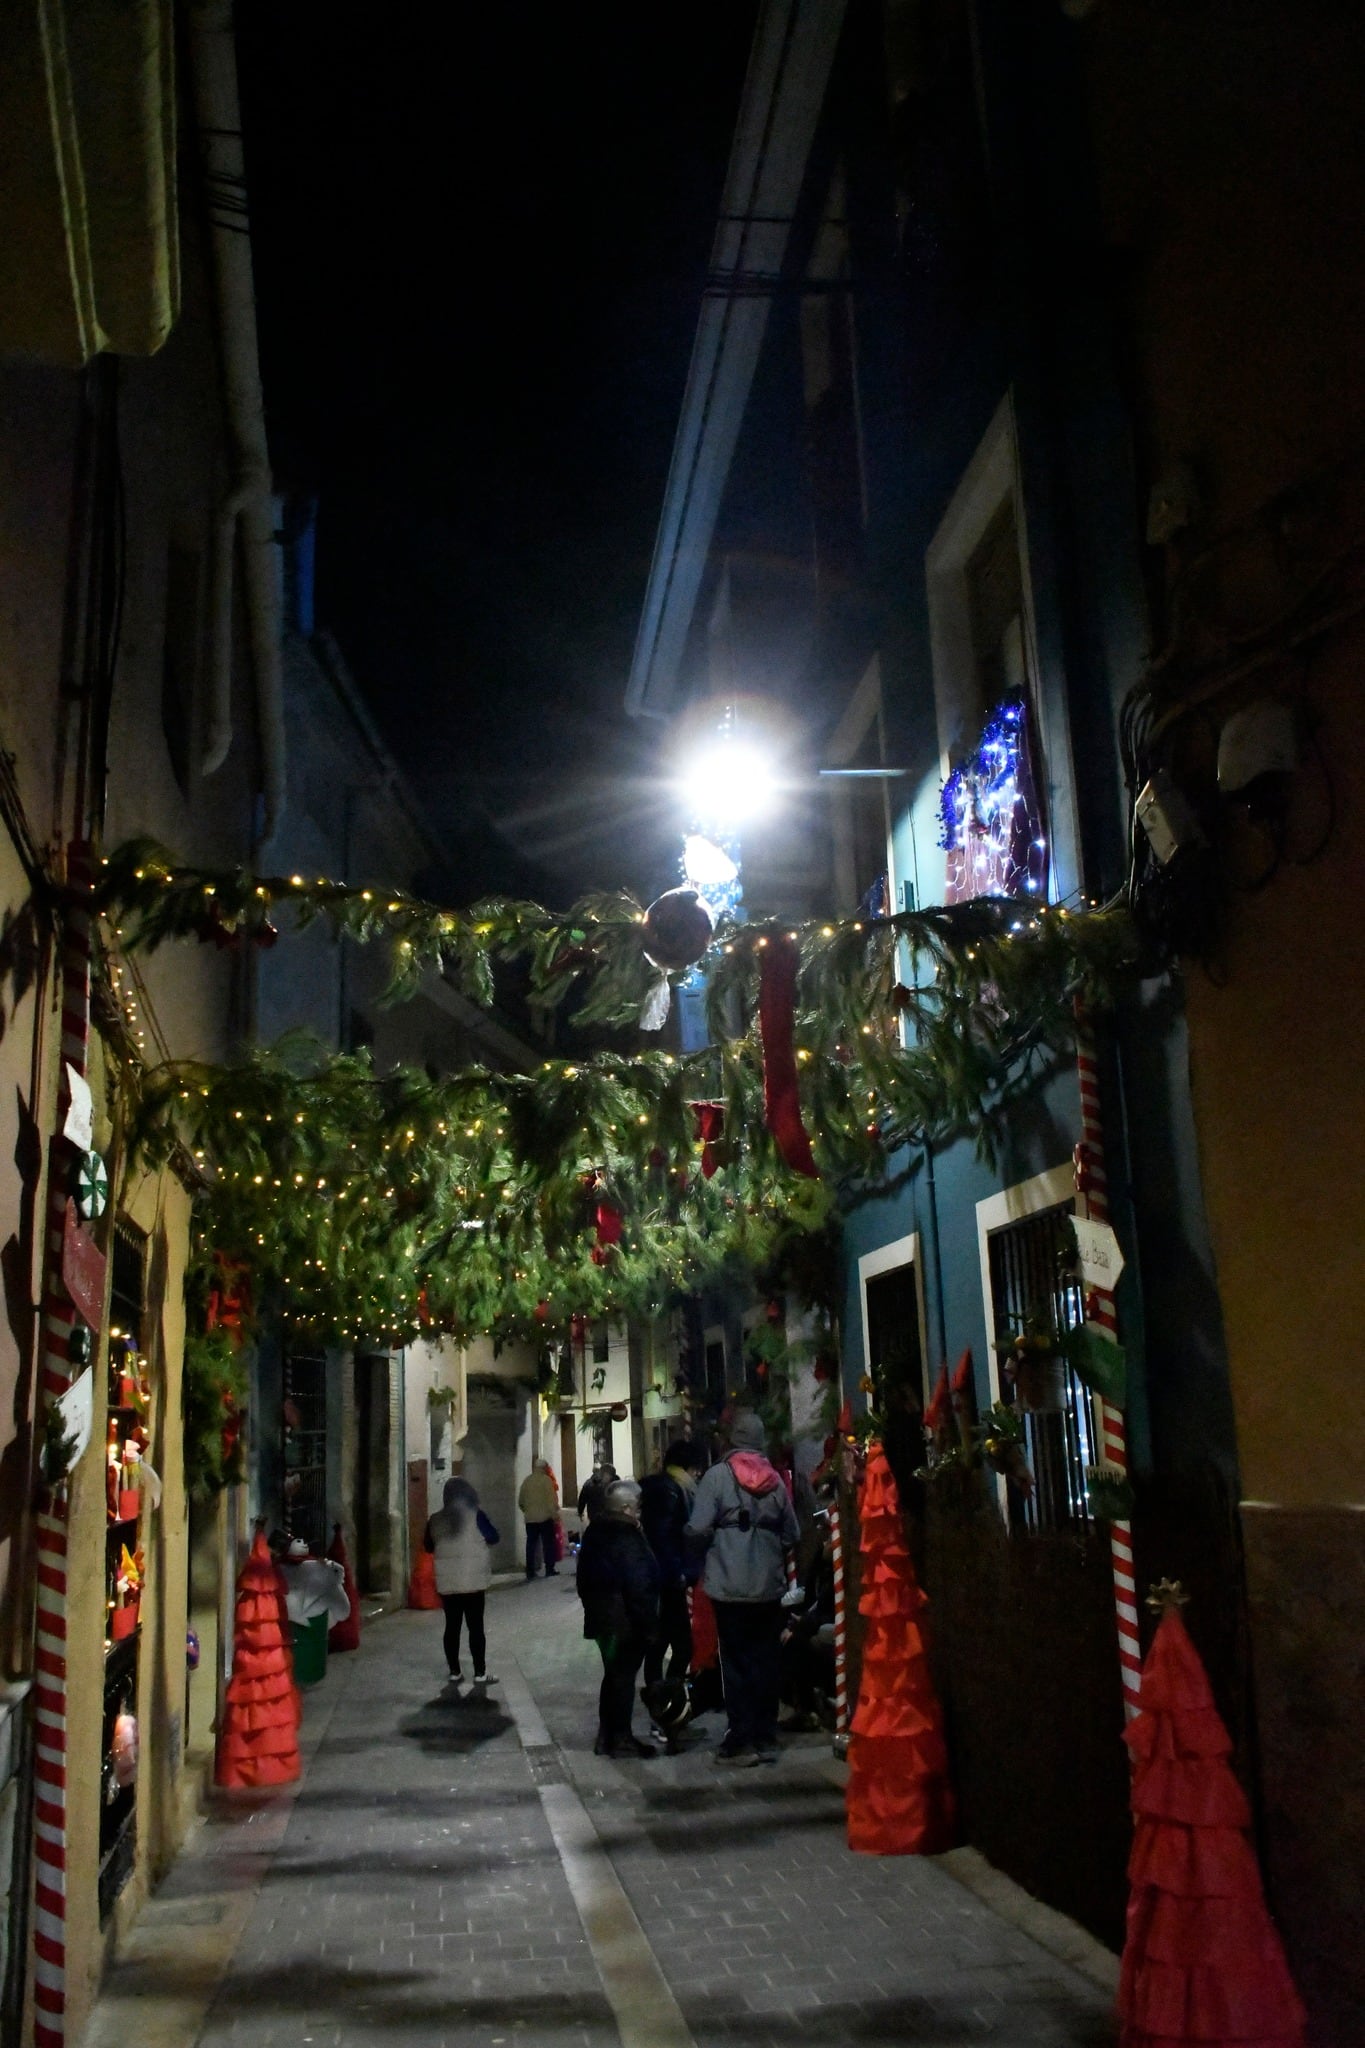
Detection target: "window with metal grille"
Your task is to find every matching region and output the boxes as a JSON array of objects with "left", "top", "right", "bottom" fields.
[{"left": 985, "top": 1202, "right": 1097, "bottom": 1534}]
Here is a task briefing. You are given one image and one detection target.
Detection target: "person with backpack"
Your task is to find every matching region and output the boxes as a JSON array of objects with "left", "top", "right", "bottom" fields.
[
  {"left": 424, "top": 1477, "right": 499, "bottom": 1686},
  {"left": 686, "top": 1411, "right": 799, "bottom": 1766},
  {"left": 575, "top": 1479, "right": 661, "bottom": 1758}
]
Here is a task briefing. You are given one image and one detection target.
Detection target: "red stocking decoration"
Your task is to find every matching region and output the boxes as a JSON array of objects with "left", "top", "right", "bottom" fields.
[
  {"left": 758, "top": 936, "right": 818, "bottom": 1177},
  {"left": 215, "top": 1529, "right": 301, "bottom": 1790},
  {"left": 1119, "top": 1606, "right": 1305, "bottom": 2048},
  {"left": 592, "top": 1198, "right": 623, "bottom": 1266},
  {"left": 326, "top": 1522, "right": 361, "bottom": 1653},
  {"left": 692, "top": 1101, "right": 725, "bottom": 1178},
  {"left": 846, "top": 1443, "right": 954, "bottom": 1855}
]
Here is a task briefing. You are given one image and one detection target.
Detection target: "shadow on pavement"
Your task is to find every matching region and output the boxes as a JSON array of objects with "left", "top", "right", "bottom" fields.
[
  {"left": 200, "top": 1963, "right": 615, "bottom": 2033},
  {"left": 397, "top": 1690, "right": 515, "bottom": 1753}
]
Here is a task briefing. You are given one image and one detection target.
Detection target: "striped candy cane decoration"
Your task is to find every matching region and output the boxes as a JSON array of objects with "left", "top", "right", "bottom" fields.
[
  {"left": 32, "top": 848, "right": 94, "bottom": 2048},
  {"left": 830, "top": 1499, "right": 850, "bottom": 1736},
  {"left": 1073, "top": 1002, "right": 1142, "bottom": 1721}
]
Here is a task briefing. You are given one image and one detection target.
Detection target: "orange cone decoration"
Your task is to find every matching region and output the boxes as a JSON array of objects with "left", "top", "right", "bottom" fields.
[
  {"left": 326, "top": 1522, "right": 361, "bottom": 1652},
  {"left": 1119, "top": 1603, "right": 1305, "bottom": 2048},
  {"left": 846, "top": 1442, "right": 954, "bottom": 1855},
  {"left": 406, "top": 1544, "right": 442, "bottom": 1610},
  {"left": 215, "top": 1529, "right": 301, "bottom": 1790}
]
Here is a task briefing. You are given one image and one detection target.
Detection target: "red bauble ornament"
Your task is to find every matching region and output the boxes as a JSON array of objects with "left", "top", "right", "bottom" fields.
[{"left": 642, "top": 888, "right": 713, "bottom": 972}]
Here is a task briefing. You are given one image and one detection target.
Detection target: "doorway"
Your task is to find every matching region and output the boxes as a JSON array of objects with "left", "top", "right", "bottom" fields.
[
  {"left": 354, "top": 1353, "right": 393, "bottom": 1594},
  {"left": 859, "top": 1234, "right": 929, "bottom": 1507}
]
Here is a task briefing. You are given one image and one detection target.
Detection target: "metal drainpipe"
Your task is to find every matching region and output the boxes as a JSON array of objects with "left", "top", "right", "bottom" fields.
[{"left": 188, "top": 0, "right": 285, "bottom": 842}]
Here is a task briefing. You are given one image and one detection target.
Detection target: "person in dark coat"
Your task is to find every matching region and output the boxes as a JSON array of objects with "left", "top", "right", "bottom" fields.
[
  {"left": 575, "top": 1479, "right": 660, "bottom": 1757},
  {"left": 576, "top": 1461, "right": 616, "bottom": 1526},
  {"left": 639, "top": 1442, "right": 703, "bottom": 1702}
]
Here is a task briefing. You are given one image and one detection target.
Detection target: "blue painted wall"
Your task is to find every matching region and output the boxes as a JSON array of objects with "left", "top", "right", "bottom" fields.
[{"left": 829, "top": 0, "right": 1235, "bottom": 1482}]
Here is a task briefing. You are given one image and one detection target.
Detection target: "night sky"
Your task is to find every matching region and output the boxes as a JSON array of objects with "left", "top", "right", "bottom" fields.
[{"left": 236, "top": 5, "right": 759, "bottom": 901}]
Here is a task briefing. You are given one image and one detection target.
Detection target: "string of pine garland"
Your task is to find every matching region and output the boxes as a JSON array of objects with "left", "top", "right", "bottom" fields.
[{"left": 93, "top": 840, "right": 1140, "bottom": 1345}]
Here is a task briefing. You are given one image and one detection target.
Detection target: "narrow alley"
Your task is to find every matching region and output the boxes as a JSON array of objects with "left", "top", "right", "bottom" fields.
[{"left": 89, "top": 1578, "right": 1116, "bottom": 2048}]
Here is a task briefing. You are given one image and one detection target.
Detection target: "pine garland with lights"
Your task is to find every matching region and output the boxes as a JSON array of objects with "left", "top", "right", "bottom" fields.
[{"left": 93, "top": 840, "right": 1141, "bottom": 1347}]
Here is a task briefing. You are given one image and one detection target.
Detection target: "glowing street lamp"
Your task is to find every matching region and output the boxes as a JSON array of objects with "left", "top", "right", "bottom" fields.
[{"left": 674, "top": 732, "right": 779, "bottom": 841}]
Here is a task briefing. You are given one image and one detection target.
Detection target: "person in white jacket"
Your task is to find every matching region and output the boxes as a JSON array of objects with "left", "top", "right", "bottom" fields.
[{"left": 424, "top": 1477, "right": 499, "bottom": 1685}]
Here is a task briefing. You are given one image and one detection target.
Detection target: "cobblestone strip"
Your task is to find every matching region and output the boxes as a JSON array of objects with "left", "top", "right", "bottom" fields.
[
  {"left": 500, "top": 1658, "right": 694, "bottom": 2048},
  {"left": 509, "top": 1578, "right": 1118, "bottom": 2048}
]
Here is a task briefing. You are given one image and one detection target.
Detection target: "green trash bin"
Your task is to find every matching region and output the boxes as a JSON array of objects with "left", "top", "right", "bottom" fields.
[{"left": 290, "top": 1611, "right": 329, "bottom": 1686}]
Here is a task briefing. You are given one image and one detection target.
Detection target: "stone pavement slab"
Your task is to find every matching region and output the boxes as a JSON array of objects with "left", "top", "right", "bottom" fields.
[
  {"left": 191, "top": 1608, "right": 617, "bottom": 2048},
  {"left": 511, "top": 1571, "right": 1117, "bottom": 2048},
  {"left": 88, "top": 1567, "right": 1118, "bottom": 2048}
]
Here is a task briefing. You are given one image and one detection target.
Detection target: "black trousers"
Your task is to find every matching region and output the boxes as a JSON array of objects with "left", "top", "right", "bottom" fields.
[
  {"left": 594, "top": 1632, "right": 647, "bottom": 1744},
  {"left": 714, "top": 1599, "right": 784, "bottom": 1749},
  {"left": 642, "top": 1584, "right": 692, "bottom": 1689},
  {"left": 441, "top": 1592, "right": 487, "bottom": 1677},
  {"left": 524, "top": 1519, "right": 558, "bottom": 1576}
]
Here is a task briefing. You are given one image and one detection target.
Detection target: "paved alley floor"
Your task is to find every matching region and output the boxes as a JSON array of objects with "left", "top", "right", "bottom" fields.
[{"left": 92, "top": 1574, "right": 1118, "bottom": 2048}]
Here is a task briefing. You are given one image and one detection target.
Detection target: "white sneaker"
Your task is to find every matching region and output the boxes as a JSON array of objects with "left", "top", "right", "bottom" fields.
[{"left": 473, "top": 1672, "right": 497, "bottom": 1686}]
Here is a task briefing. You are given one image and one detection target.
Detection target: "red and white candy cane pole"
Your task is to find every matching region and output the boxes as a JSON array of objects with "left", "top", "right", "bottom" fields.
[
  {"left": 830, "top": 1500, "right": 850, "bottom": 1736},
  {"left": 31, "top": 848, "right": 94, "bottom": 2048},
  {"left": 1073, "top": 1000, "right": 1142, "bottom": 1722}
]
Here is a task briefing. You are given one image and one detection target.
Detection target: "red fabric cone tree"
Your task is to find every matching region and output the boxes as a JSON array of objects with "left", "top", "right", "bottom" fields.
[
  {"left": 326, "top": 1522, "right": 361, "bottom": 1652},
  {"left": 1119, "top": 1607, "right": 1305, "bottom": 2048},
  {"left": 846, "top": 1443, "right": 955, "bottom": 1854},
  {"left": 407, "top": 1544, "right": 442, "bottom": 1609},
  {"left": 215, "top": 1529, "right": 301, "bottom": 1790}
]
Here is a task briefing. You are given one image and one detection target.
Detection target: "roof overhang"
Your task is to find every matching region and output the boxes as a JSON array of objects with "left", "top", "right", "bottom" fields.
[{"left": 624, "top": 0, "right": 847, "bottom": 719}]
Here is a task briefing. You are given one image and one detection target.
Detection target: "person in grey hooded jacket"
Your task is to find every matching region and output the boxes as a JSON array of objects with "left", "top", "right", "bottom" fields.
[{"left": 686, "top": 1411, "right": 799, "bottom": 1765}]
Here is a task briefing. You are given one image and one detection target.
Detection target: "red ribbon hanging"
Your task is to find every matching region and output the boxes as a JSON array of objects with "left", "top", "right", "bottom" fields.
[{"left": 757, "top": 936, "right": 818, "bottom": 1178}]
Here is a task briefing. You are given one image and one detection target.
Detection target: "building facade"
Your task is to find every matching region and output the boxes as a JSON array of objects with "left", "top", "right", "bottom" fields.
[{"left": 628, "top": 3, "right": 1365, "bottom": 2037}]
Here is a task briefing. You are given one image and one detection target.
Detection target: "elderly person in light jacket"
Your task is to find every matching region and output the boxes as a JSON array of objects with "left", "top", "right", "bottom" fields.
[
  {"left": 686, "top": 1412, "right": 798, "bottom": 1767},
  {"left": 517, "top": 1457, "right": 561, "bottom": 1579}
]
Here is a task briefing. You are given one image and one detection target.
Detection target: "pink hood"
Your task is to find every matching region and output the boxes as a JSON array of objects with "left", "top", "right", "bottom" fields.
[{"left": 728, "top": 1450, "right": 782, "bottom": 1496}]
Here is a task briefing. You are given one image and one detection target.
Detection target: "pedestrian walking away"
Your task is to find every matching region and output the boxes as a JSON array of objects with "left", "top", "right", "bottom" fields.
[
  {"left": 424, "top": 1477, "right": 499, "bottom": 1685},
  {"left": 575, "top": 1478, "right": 660, "bottom": 1758},
  {"left": 575, "top": 1459, "right": 616, "bottom": 1526},
  {"left": 518, "top": 1456, "right": 561, "bottom": 1577},
  {"left": 639, "top": 1439, "right": 703, "bottom": 1738},
  {"left": 686, "top": 1411, "right": 799, "bottom": 1766}
]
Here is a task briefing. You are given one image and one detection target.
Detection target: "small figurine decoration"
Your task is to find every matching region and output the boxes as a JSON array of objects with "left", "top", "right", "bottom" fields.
[{"left": 111, "top": 1711, "right": 139, "bottom": 1790}]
